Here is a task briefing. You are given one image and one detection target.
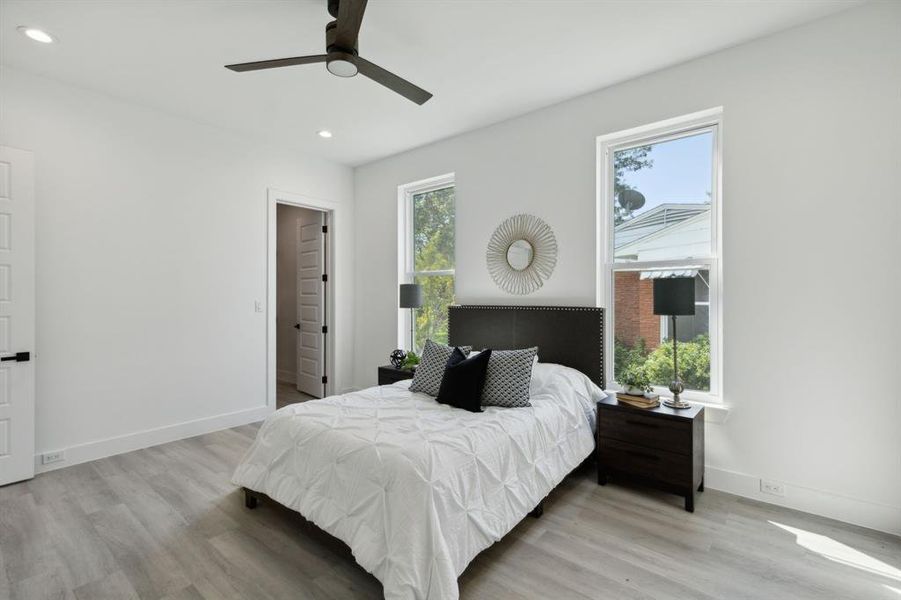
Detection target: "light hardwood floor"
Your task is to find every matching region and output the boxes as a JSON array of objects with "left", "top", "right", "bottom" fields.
[
  {"left": 276, "top": 381, "right": 317, "bottom": 409},
  {"left": 1, "top": 423, "right": 898, "bottom": 600}
]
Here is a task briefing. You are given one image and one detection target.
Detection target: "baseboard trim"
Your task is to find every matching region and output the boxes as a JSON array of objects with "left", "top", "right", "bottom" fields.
[
  {"left": 34, "top": 404, "right": 273, "bottom": 474},
  {"left": 705, "top": 466, "right": 901, "bottom": 536}
]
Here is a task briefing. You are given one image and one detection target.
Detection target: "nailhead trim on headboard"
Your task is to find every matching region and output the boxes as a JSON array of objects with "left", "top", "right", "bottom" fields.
[{"left": 447, "top": 304, "right": 605, "bottom": 389}]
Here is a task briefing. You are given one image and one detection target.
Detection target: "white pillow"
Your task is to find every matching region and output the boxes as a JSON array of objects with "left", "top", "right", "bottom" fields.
[
  {"left": 530, "top": 362, "right": 607, "bottom": 402},
  {"left": 470, "top": 349, "right": 539, "bottom": 366}
]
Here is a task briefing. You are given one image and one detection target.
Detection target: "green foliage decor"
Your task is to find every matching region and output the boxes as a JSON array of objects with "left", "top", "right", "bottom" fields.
[
  {"left": 616, "top": 362, "right": 652, "bottom": 393},
  {"left": 412, "top": 186, "right": 455, "bottom": 351},
  {"left": 402, "top": 351, "right": 420, "bottom": 371},
  {"left": 615, "top": 334, "right": 711, "bottom": 392}
]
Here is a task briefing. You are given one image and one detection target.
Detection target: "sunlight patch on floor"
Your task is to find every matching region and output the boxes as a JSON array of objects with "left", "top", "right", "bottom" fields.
[{"left": 770, "top": 521, "right": 901, "bottom": 583}]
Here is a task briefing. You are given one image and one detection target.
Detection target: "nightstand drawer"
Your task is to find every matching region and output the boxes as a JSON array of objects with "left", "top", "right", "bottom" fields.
[
  {"left": 598, "top": 409, "right": 691, "bottom": 454},
  {"left": 599, "top": 438, "right": 690, "bottom": 486},
  {"left": 378, "top": 366, "right": 415, "bottom": 386}
]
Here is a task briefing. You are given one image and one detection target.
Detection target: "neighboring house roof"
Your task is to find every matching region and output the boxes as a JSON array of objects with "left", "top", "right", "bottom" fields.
[
  {"left": 614, "top": 203, "right": 711, "bottom": 262},
  {"left": 614, "top": 203, "right": 709, "bottom": 249}
]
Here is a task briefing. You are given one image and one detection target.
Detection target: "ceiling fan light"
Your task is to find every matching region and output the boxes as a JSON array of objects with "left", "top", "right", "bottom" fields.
[{"left": 326, "top": 56, "right": 357, "bottom": 78}]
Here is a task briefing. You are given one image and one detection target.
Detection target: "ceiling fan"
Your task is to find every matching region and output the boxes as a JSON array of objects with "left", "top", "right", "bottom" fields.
[{"left": 225, "top": 0, "right": 432, "bottom": 105}]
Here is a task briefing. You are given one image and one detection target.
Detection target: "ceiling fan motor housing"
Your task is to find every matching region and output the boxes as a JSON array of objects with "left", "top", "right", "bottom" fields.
[
  {"left": 325, "top": 20, "right": 358, "bottom": 56},
  {"left": 325, "top": 21, "right": 359, "bottom": 77}
]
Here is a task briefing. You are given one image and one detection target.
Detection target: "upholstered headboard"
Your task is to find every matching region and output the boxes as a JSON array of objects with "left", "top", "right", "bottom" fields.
[{"left": 448, "top": 305, "right": 605, "bottom": 388}]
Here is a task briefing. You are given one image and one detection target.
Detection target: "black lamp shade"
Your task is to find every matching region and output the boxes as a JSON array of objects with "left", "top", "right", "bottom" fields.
[
  {"left": 653, "top": 277, "right": 695, "bottom": 316},
  {"left": 399, "top": 283, "right": 423, "bottom": 309}
]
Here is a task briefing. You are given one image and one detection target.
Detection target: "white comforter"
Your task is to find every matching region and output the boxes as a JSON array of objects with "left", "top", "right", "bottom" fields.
[{"left": 233, "top": 363, "right": 602, "bottom": 600}]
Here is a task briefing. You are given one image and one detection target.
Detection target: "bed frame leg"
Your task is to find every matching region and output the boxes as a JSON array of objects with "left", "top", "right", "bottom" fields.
[
  {"left": 243, "top": 488, "right": 259, "bottom": 509},
  {"left": 530, "top": 501, "right": 544, "bottom": 519}
]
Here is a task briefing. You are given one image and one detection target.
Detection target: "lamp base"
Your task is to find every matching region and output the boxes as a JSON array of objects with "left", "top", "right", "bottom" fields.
[{"left": 663, "top": 397, "right": 691, "bottom": 409}]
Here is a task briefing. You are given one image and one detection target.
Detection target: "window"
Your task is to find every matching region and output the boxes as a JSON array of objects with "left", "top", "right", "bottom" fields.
[
  {"left": 599, "top": 110, "right": 722, "bottom": 400},
  {"left": 399, "top": 174, "right": 456, "bottom": 353}
]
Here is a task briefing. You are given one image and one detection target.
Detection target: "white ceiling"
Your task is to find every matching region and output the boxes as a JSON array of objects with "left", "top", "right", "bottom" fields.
[{"left": 1, "top": 0, "right": 859, "bottom": 166}]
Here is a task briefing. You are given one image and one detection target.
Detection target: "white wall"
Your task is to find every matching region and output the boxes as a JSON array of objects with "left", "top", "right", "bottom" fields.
[
  {"left": 0, "top": 67, "right": 354, "bottom": 470},
  {"left": 354, "top": 3, "right": 901, "bottom": 533},
  {"left": 275, "top": 203, "right": 322, "bottom": 384}
]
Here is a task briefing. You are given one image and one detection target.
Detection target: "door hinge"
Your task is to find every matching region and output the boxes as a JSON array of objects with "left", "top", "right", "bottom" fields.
[
  {"left": 321, "top": 325, "right": 328, "bottom": 334},
  {"left": 322, "top": 273, "right": 328, "bottom": 283},
  {"left": 321, "top": 375, "right": 328, "bottom": 384},
  {"left": 322, "top": 225, "right": 328, "bottom": 234}
]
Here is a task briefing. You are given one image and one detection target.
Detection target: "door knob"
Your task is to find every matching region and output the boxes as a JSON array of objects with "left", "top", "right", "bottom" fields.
[
  {"left": 0, "top": 351, "right": 30, "bottom": 362},
  {"left": 294, "top": 323, "right": 301, "bottom": 330}
]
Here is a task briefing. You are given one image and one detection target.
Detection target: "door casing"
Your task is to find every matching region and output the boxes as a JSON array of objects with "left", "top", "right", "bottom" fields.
[{"left": 267, "top": 188, "right": 337, "bottom": 408}]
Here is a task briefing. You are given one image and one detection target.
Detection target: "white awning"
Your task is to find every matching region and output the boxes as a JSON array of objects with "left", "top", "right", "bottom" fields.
[{"left": 639, "top": 269, "right": 698, "bottom": 280}]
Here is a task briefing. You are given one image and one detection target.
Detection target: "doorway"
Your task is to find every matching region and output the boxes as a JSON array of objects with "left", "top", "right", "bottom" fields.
[{"left": 275, "top": 203, "right": 329, "bottom": 408}]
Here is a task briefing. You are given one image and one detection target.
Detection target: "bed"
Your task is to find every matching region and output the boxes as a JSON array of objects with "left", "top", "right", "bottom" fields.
[{"left": 232, "top": 305, "right": 605, "bottom": 600}]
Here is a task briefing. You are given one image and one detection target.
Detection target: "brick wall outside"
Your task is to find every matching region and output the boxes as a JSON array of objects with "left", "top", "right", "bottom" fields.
[{"left": 614, "top": 271, "right": 661, "bottom": 350}]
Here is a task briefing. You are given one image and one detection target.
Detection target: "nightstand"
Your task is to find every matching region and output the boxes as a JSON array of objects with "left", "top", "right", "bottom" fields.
[
  {"left": 596, "top": 397, "right": 705, "bottom": 512},
  {"left": 378, "top": 365, "right": 415, "bottom": 386}
]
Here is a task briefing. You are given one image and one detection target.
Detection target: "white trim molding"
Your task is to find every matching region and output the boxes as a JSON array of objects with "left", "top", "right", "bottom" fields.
[
  {"left": 597, "top": 107, "right": 725, "bottom": 405},
  {"left": 396, "top": 173, "right": 456, "bottom": 351},
  {"left": 705, "top": 466, "right": 901, "bottom": 537},
  {"left": 267, "top": 188, "right": 341, "bottom": 408},
  {"left": 35, "top": 405, "right": 271, "bottom": 474}
]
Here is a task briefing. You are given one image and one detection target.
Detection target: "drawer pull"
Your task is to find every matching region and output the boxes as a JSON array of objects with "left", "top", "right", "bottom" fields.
[{"left": 624, "top": 419, "right": 658, "bottom": 429}]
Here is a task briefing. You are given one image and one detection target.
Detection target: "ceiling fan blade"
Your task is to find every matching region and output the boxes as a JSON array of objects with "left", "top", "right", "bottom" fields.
[
  {"left": 335, "top": 0, "right": 368, "bottom": 49},
  {"left": 354, "top": 56, "right": 432, "bottom": 105},
  {"left": 225, "top": 54, "right": 328, "bottom": 72}
]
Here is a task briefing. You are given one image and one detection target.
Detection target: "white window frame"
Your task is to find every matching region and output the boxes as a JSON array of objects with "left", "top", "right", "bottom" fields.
[
  {"left": 597, "top": 108, "right": 723, "bottom": 403},
  {"left": 397, "top": 172, "right": 456, "bottom": 351}
]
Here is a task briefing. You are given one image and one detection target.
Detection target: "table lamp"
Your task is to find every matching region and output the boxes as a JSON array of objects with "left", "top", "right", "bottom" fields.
[
  {"left": 653, "top": 277, "right": 695, "bottom": 409},
  {"left": 399, "top": 283, "right": 423, "bottom": 351}
]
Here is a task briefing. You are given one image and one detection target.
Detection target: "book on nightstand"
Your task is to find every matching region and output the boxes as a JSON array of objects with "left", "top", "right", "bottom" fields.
[{"left": 615, "top": 392, "right": 660, "bottom": 409}]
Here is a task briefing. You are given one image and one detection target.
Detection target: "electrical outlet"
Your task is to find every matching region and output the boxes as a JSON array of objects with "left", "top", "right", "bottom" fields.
[
  {"left": 760, "top": 479, "right": 785, "bottom": 496},
  {"left": 254, "top": 300, "right": 263, "bottom": 313},
  {"left": 41, "top": 450, "right": 65, "bottom": 465}
]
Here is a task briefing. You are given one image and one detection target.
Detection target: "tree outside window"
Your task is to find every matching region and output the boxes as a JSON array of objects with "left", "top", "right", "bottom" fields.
[{"left": 409, "top": 185, "right": 455, "bottom": 352}]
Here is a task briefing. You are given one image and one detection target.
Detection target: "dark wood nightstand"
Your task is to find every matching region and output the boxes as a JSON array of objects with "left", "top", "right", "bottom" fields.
[
  {"left": 378, "top": 365, "right": 415, "bottom": 385},
  {"left": 597, "top": 397, "right": 705, "bottom": 512}
]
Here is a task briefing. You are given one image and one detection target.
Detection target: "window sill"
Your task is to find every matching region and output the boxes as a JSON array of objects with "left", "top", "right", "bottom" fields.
[
  {"left": 605, "top": 390, "right": 730, "bottom": 423},
  {"left": 690, "top": 398, "right": 730, "bottom": 423}
]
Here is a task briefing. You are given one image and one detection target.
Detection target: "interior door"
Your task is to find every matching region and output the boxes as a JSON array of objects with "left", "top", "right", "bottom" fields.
[
  {"left": 295, "top": 213, "right": 324, "bottom": 397},
  {"left": 0, "top": 147, "right": 36, "bottom": 486}
]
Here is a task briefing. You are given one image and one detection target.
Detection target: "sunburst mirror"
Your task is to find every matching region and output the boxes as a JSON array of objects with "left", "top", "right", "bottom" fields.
[{"left": 486, "top": 214, "right": 557, "bottom": 295}]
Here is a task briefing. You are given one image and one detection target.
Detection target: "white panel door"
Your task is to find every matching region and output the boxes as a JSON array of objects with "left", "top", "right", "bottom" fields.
[
  {"left": 296, "top": 214, "right": 324, "bottom": 397},
  {"left": 0, "top": 147, "right": 36, "bottom": 486}
]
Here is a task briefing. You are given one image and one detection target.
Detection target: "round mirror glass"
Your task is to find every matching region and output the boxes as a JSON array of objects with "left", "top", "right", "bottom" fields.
[{"left": 506, "top": 240, "right": 534, "bottom": 271}]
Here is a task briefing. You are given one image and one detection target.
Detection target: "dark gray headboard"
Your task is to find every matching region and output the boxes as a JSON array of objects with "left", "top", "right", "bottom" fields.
[{"left": 448, "top": 305, "right": 605, "bottom": 388}]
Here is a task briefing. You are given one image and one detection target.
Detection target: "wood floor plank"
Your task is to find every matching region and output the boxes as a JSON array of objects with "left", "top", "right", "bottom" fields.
[
  {"left": 2, "top": 424, "right": 898, "bottom": 600},
  {"left": 72, "top": 569, "right": 140, "bottom": 600},
  {"left": 11, "top": 570, "right": 75, "bottom": 600},
  {"left": 207, "top": 528, "right": 334, "bottom": 600},
  {"left": 87, "top": 503, "right": 191, "bottom": 599},
  {"left": 0, "top": 493, "right": 66, "bottom": 585},
  {"left": 41, "top": 497, "right": 120, "bottom": 589}
]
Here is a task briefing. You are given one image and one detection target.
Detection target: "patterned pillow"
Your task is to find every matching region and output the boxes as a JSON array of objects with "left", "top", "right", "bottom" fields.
[
  {"left": 481, "top": 347, "right": 539, "bottom": 408},
  {"left": 409, "top": 340, "right": 471, "bottom": 397}
]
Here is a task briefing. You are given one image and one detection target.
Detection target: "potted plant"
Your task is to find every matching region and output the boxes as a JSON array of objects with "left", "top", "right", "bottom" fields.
[
  {"left": 402, "top": 351, "right": 420, "bottom": 371},
  {"left": 616, "top": 364, "right": 652, "bottom": 396}
]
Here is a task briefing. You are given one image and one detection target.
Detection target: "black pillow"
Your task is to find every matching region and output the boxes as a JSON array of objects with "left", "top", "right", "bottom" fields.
[{"left": 436, "top": 348, "right": 493, "bottom": 413}]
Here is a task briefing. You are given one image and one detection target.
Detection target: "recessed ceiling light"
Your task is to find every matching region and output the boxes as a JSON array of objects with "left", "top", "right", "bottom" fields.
[
  {"left": 317, "top": 130, "right": 333, "bottom": 139},
  {"left": 17, "top": 26, "right": 56, "bottom": 44}
]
